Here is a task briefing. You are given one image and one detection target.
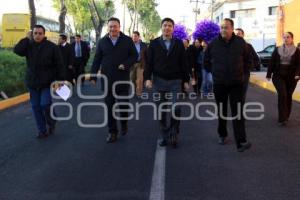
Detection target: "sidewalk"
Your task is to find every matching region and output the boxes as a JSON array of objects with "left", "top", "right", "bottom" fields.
[{"left": 250, "top": 71, "right": 300, "bottom": 102}]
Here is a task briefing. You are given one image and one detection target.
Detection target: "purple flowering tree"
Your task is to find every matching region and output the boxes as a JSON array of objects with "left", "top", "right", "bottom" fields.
[
  {"left": 173, "top": 24, "right": 189, "bottom": 40},
  {"left": 192, "top": 20, "right": 220, "bottom": 43}
]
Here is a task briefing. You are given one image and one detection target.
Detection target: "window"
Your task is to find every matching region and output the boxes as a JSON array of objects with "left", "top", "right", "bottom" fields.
[
  {"left": 230, "top": 10, "right": 235, "bottom": 18},
  {"left": 230, "top": 9, "right": 255, "bottom": 18},
  {"left": 268, "top": 6, "right": 277, "bottom": 15}
]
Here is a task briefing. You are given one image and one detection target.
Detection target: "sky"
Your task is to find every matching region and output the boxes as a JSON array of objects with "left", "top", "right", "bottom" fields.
[{"left": 0, "top": 0, "right": 210, "bottom": 35}]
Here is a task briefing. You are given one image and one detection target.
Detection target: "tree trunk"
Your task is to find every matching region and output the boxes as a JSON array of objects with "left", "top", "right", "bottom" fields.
[
  {"left": 28, "top": 0, "right": 36, "bottom": 30},
  {"left": 58, "top": 0, "right": 67, "bottom": 33}
]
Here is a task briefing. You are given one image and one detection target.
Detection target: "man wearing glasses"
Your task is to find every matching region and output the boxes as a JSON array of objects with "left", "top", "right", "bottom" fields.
[{"left": 14, "top": 25, "right": 65, "bottom": 139}]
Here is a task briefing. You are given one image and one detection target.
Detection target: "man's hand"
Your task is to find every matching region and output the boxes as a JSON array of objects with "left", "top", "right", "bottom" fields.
[
  {"left": 145, "top": 80, "right": 152, "bottom": 89},
  {"left": 118, "top": 64, "right": 125, "bottom": 70},
  {"left": 26, "top": 31, "right": 32, "bottom": 40},
  {"left": 295, "top": 76, "right": 300, "bottom": 80},
  {"left": 184, "top": 82, "right": 190, "bottom": 91},
  {"left": 52, "top": 81, "right": 64, "bottom": 91},
  {"left": 266, "top": 78, "right": 271, "bottom": 81},
  {"left": 68, "top": 65, "right": 73, "bottom": 69}
]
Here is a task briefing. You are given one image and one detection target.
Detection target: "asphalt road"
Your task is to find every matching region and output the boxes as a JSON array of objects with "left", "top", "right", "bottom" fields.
[{"left": 0, "top": 83, "right": 300, "bottom": 200}]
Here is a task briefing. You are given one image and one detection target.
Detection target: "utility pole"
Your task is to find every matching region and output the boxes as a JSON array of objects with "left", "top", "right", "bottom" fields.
[
  {"left": 190, "top": 0, "right": 215, "bottom": 24},
  {"left": 190, "top": 0, "right": 201, "bottom": 25}
]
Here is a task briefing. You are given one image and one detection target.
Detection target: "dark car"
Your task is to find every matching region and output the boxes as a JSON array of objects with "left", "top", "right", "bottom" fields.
[{"left": 257, "top": 45, "right": 276, "bottom": 67}]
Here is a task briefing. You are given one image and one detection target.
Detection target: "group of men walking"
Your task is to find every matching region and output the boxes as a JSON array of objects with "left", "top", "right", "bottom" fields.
[{"left": 13, "top": 16, "right": 300, "bottom": 153}]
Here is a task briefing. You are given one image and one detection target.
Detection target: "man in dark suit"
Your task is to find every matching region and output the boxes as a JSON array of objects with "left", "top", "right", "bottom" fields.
[
  {"left": 144, "top": 18, "right": 190, "bottom": 148},
  {"left": 71, "top": 34, "right": 90, "bottom": 86},
  {"left": 58, "top": 34, "right": 75, "bottom": 85},
  {"left": 90, "top": 17, "right": 138, "bottom": 143},
  {"left": 204, "top": 18, "right": 251, "bottom": 152},
  {"left": 131, "top": 31, "right": 148, "bottom": 96}
]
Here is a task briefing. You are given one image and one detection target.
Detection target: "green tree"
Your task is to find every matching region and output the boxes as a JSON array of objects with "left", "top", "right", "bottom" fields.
[
  {"left": 89, "top": 0, "right": 115, "bottom": 41},
  {"left": 123, "top": 0, "right": 161, "bottom": 41},
  {"left": 53, "top": 0, "right": 93, "bottom": 36}
]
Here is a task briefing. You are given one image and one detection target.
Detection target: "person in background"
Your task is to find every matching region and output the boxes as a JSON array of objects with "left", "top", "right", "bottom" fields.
[
  {"left": 235, "top": 28, "right": 260, "bottom": 102},
  {"left": 72, "top": 34, "right": 90, "bottom": 86},
  {"left": 144, "top": 17, "right": 190, "bottom": 148},
  {"left": 183, "top": 38, "right": 193, "bottom": 93},
  {"left": 58, "top": 34, "right": 75, "bottom": 85},
  {"left": 14, "top": 25, "right": 65, "bottom": 139},
  {"left": 191, "top": 38, "right": 204, "bottom": 94},
  {"left": 200, "top": 40, "right": 213, "bottom": 96},
  {"left": 204, "top": 18, "right": 251, "bottom": 152},
  {"left": 131, "top": 31, "right": 147, "bottom": 97},
  {"left": 267, "top": 32, "right": 300, "bottom": 126}
]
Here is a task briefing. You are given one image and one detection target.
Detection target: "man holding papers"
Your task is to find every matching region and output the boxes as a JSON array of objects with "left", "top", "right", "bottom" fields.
[{"left": 14, "top": 25, "right": 66, "bottom": 139}]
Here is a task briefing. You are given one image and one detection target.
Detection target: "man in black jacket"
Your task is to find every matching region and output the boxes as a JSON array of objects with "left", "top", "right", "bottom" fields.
[
  {"left": 72, "top": 34, "right": 90, "bottom": 86},
  {"left": 204, "top": 18, "right": 251, "bottom": 152},
  {"left": 90, "top": 17, "right": 138, "bottom": 143},
  {"left": 144, "top": 18, "right": 190, "bottom": 148},
  {"left": 58, "top": 34, "right": 75, "bottom": 85},
  {"left": 14, "top": 25, "right": 65, "bottom": 139}
]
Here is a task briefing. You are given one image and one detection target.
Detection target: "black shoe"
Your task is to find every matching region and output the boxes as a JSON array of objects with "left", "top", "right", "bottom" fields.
[
  {"left": 36, "top": 132, "right": 48, "bottom": 139},
  {"left": 121, "top": 123, "right": 128, "bottom": 136},
  {"left": 278, "top": 121, "right": 287, "bottom": 126},
  {"left": 218, "top": 137, "right": 228, "bottom": 145},
  {"left": 159, "top": 139, "right": 168, "bottom": 147},
  {"left": 237, "top": 142, "right": 252, "bottom": 152},
  {"left": 106, "top": 133, "right": 117, "bottom": 143}
]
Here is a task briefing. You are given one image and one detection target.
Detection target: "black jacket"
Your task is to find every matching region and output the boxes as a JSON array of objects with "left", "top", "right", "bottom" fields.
[
  {"left": 71, "top": 41, "right": 90, "bottom": 66},
  {"left": 59, "top": 43, "right": 74, "bottom": 68},
  {"left": 59, "top": 43, "right": 75, "bottom": 81},
  {"left": 204, "top": 34, "right": 250, "bottom": 85},
  {"left": 91, "top": 32, "right": 138, "bottom": 89},
  {"left": 14, "top": 38, "right": 65, "bottom": 89},
  {"left": 144, "top": 37, "right": 190, "bottom": 82},
  {"left": 267, "top": 47, "right": 300, "bottom": 78}
]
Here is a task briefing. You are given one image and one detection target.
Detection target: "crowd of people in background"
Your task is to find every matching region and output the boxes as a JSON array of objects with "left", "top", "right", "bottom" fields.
[{"left": 13, "top": 16, "right": 300, "bottom": 153}]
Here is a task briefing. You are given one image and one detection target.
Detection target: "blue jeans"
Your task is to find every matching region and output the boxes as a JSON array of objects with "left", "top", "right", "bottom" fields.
[
  {"left": 153, "top": 76, "right": 182, "bottom": 139},
  {"left": 201, "top": 69, "right": 213, "bottom": 95},
  {"left": 29, "top": 88, "right": 56, "bottom": 133}
]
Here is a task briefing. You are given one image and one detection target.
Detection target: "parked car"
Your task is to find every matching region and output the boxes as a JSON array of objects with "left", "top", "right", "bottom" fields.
[{"left": 257, "top": 45, "right": 276, "bottom": 68}]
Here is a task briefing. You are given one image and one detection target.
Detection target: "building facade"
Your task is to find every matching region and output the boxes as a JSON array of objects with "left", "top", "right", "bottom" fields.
[{"left": 210, "top": 0, "right": 279, "bottom": 51}]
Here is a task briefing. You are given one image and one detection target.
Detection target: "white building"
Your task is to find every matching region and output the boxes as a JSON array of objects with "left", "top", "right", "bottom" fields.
[{"left": 209, "top": 0, "right": 280, "bottom": 51}]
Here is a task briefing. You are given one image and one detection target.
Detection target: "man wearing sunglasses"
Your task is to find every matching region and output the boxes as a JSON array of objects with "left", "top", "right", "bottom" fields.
[{"left": 14, "top": 25, "right": 66, "bottom": 139}]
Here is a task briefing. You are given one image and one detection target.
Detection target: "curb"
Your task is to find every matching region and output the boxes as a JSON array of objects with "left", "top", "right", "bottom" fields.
[
  {"left": 249, "top": 76, "right": 300, "bottom": 102},
  {"left": 0, "top": 93, "right": 30, "bottom": 111}
]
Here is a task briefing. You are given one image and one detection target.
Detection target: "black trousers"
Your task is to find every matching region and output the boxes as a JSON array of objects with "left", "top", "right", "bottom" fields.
[
  {"left": 74, "top": 57, "right": 85, "bottom": 85},
  {"left": 105, "top": 90, "right": 129, "bottom": 134},
  {"left": 213, "top": 83, "right": 247, "bottom": 148},
  {"left": 272, "top": 73, "right": 298, "bottom": 122}
]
